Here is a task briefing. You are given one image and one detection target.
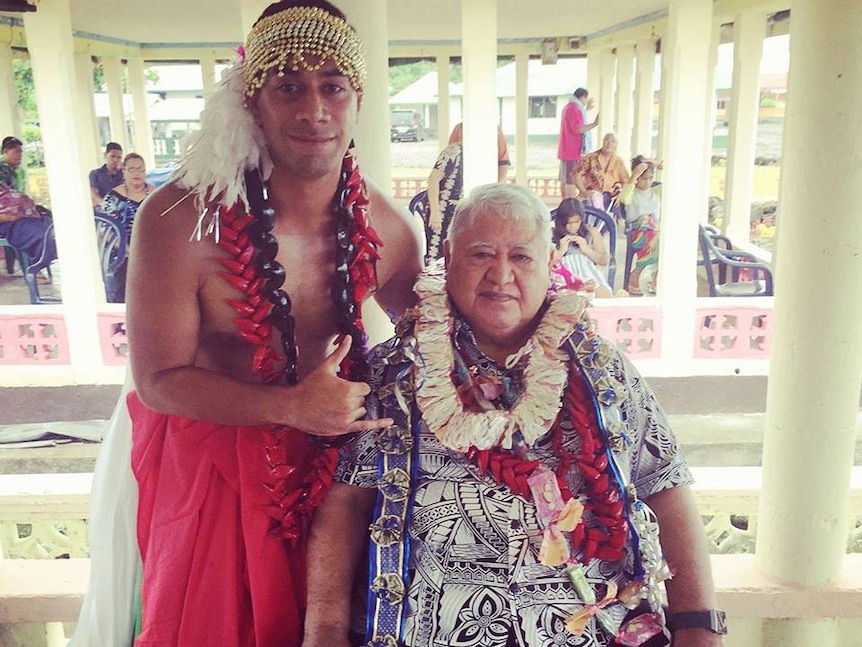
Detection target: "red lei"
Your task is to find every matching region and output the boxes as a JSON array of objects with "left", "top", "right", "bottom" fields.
[
  {"left": 215, "top": 156, "right": 380, "bottom": 541},
  {"left": 468, "top": 361, "right": 628, "bottom": 564}
]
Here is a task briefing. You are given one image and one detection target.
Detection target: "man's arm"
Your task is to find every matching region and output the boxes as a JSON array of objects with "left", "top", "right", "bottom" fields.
[
  {"left": 303, "top": 483, "right": 376, "bottom": 647},
  {"left": 88, "top": 170, "right": 103, "bottom": 208},
  {"left": 91, "top": 187, "right": 104, "bottom": 209},
  {"left": 644, "top": 486, "right": 725, "bottom": 647},
  {"left": 126, "top": 184, "right": 391, "bottom": 437},
  {"left": 365, "top": 182, "right": 425, "bottom": 319},
  {"left": 577, "top": 112, "right": 599, "bottom": 134}
]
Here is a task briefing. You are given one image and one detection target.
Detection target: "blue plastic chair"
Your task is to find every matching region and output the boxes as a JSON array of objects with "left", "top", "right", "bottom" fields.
[{"left": 94, "top": 213, "right": 128, "bottom": 303}]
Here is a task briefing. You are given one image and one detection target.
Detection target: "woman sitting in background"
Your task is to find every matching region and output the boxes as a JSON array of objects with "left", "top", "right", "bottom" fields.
[
  {"left": 552, "top": 197, "right": 613, "bottom": 298},
  {"left": 99, "top": 153, "right": 154, "bottom": 240},
  {"left": 98, "top": 153, "right": 154, "bottom": 303},
  {"left": 620, "top": 155, "right": 660, "bottom": 295}
]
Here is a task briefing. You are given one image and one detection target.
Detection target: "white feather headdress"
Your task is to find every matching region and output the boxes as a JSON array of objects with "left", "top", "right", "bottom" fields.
[{"left": 171, "top": 58, "right": 273, "bottom": 212}]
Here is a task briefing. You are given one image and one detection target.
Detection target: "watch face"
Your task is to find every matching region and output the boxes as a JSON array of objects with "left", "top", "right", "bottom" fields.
[{"left": 711, "top": 609, "right": 728, "bottom": 634}]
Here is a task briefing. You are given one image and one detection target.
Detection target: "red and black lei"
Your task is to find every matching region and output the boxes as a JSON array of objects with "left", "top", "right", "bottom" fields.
[{"left": 215, "top": 150, "right": 381, "bottom": 541}]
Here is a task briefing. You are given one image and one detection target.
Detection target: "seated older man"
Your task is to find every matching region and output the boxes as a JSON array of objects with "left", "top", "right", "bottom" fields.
[{"left": 304, "top": 183, "right": 725, "bottom": 647}]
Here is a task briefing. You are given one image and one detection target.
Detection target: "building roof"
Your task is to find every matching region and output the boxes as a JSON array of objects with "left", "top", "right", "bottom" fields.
[{"left": 389, "top": 57, "right": 587, "bottom": 105}]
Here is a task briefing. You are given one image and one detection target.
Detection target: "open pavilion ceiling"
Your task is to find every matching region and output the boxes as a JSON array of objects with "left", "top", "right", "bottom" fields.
[{"left": 8, "top": 1, "right": 669, "bottom": 50}]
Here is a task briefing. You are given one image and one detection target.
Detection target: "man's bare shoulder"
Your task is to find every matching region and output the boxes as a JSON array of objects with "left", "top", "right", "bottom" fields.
[
  {"left": 364, "top": 181, "right": 423, "bottom": 246},
  {"left": 363, "top": 180, "right": 425, "bottom": 315}
]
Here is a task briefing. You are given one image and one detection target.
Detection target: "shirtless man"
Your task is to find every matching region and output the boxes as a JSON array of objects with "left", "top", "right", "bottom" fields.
[{"left": 123, "top": 2, "right": 423, "bottom": 645}]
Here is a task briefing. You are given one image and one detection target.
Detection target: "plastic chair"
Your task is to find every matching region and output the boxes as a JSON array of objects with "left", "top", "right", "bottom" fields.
[
  {"left": 697, "top": 224, "right": 773, "bottom": 296},
  {"left": 408, "top": 189, "right": 429, "bottom": 225},
  {"left": 0, "top": 225, "right": 60, "bottom": 305},
  {"left": 94, "top": 213, "right": 128, "bottom": 303}
]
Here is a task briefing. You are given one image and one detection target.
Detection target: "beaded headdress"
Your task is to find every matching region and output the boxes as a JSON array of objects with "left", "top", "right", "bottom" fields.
[
  {"left": 170, "top": 5, "right": 366, "bottom": 213},
  {"left": 244, "top": 6, "right": 367, "bottom": 96}
]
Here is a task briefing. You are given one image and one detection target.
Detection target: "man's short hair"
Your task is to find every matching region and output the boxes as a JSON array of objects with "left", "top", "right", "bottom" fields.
[
  {"left": 105, "top": 142, "right": 122, "bottom": 154},
  {"left": 447, "top": 183, "right": 552, "bottom": 252},
  {"left": 573, "top": 88, "right": 589, "bottom": 100},
  {"left": 2, "top": 136, "right": 22, "bottom": 152}
]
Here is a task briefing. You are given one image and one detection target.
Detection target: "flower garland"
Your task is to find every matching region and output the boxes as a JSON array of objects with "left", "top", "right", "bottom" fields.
[
  {"left": 413, "top": 262, "right": 585, "bottom": 451},
  {"left": 411, "top": 263, "right": 628, "bottom": 565},
  {"left": 215, "top": 149, "right": 380, "bottom": 541}
]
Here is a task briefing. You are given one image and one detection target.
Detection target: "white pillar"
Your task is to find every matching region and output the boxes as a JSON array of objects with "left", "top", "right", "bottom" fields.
[
  {"left": 74, "top": 53, "right": 100, "bottom": 169},
  {"left": 614, "top": 43, "right": 635, "bottom": 163},
  {"left": 200, "top": 53, "right": 217, "bottom": 101},
  {"left": 127, "top": 57, "right": 153, "bottom": 168},
  {"left": 436, "top": 55, "right": 451, "bottom": 147},
  {"left": 341, "top": 0, "right": 390, "bottom": 187},
  {"left": 724, "top": 9, "right": 767, "bottom": 243},
  {"left": 514, "top": 51, "right": 529, "bottom": 186},
  {"left": 102, "top": 57, "right": 127, "bottom": 149},
  {"left": 656, "top": 0, "right": 712, "bottom": 366},
  {"left": 756, "top": 4, "right": 862, "bottom": 646},
  {"left": 597, "top": 48, "right": 616, "bottom": 146},
  {"left": 23, "top": 0, "right": 104, "bottom": 382},
  {"left": 586, "top": 51, "right": 601, "bottom": 101},
  {"left": 700, "top": 21, "right": 721, "bottom": 226},
  {"left": 0, "top": 42, "right": 19, "bottom": 138},
  {"left": 461, "top": 0, "right": 498, "bottom": 190},
  {"left": 633, "top": 38, "right": 656, "bottom": 157}
]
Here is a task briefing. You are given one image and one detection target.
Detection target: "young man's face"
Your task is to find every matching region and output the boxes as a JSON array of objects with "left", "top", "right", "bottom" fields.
[
  {"left": 249, "top": 57, "right": 360, "bottom": 181},
  {"left": 105, "top": 149, "right": 123, "bottom": 173},
  {"left": 4, "top": 145, "right": 22, "bottom": 168}
]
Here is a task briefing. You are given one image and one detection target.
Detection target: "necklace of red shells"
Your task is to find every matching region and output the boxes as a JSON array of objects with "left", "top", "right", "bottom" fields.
[
  {"left": 463, "top": 353, "right": 629, "bottom": 565},
  {"left": 214, "top": 151, "right": 381, "bottom": 541}
]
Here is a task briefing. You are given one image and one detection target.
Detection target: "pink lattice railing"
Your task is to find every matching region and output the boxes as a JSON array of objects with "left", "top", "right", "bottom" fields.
[
  {"left": 0, "top": 304, "right": 773, "bottom": 368},
  {"left": 96, "top": 312, "right": 128, "bottom": 365},
  {"left": 694, "top": 306, "right": 772, "bottom": 359},
  {"left": 588, "top": 305, "right": 663, "bottom": 359},
  {"left": 0, "top": 314, "right": 71, "bottom": 365}
]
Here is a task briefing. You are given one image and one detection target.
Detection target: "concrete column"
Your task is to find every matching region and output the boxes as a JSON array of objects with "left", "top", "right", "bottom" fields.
[
  {"left": 724, "top": 9, "right": 767, "bottom": 243},
  {"left": 127, "top": 57, "right": 153, "bottom": 168},
  {"left": 461, "top": 0, "right": 498, "bottom": 190},
  {"left": 614, "top": 43, "right": 635, "bottom": 163},
  {"left": 597, "top": 48, "right": 616, "bottom": 146},
  {"left": 74, "top": 53, "right": 100, "bottom": 169},
  {"left": 102, "top": 57, "right": 127, "bottom": 149},
  {"left": 700, "top": 21, "right": 721, "bottom": 225},
  {"left": 0, "top": 42, "right": 19, "bottom": 138},
  {"left": 756, "top": 2, "right": 862, "bottom": 644},
  {"left": 586, "top": 51, "right": 600, "bottom": 101},
  {"left": 514, "top": 51, "right": 529, "bottom": 185},
  {"left": 633, "top": 38, "right": 656, "bottom": 157},
  {"left": 436, "top": 55, "right": 451, "bottom": 147},
  {"left": 341, "top": 0, "right": 390, "bottom": 187},
  {"left": 23, "top": 0, "right": 104, "bottom": 382},
  {"left": 200, "top": 53, "right": 217, "bottom": 101},
  {"left": 655, "top": 0, "right": 712, "bottom": 367}
]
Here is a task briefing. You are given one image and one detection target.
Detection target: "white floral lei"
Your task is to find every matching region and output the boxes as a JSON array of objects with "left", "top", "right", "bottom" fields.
[{"left": 413, "top": 263, "right": 588, "bottom": 452}]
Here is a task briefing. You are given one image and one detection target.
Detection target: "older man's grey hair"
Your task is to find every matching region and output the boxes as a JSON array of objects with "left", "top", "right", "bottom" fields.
[{"left": 447, "top": 183, "right": 552, "bottom": 251}]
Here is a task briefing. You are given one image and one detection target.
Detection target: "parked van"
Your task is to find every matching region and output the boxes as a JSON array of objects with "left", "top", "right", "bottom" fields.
[{"left": 390, "top": 109, "right": 425, "bottom": 142}]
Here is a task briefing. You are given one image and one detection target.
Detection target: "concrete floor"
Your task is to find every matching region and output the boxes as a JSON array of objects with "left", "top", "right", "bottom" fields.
[{"left": 0, "top": 257, "right": 62, "bottom": 305}]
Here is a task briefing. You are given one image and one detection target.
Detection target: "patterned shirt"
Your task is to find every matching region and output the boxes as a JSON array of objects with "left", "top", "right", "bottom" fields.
[{"left": 337, "top": 318, "right": 693, "bottom": 647}]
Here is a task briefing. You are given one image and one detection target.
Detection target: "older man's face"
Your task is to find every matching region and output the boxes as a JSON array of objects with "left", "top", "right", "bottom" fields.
[{"left": 445, "top": 211, "right": 552, "bottom": 361}]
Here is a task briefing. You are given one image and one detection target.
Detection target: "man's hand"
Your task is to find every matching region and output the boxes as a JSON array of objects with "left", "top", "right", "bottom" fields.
[
  {"left": 672, "top": 629, "right": 725, "bottom": 647},
  {"left": 287, "top": 335, "right": 393, "bottom": 437}
]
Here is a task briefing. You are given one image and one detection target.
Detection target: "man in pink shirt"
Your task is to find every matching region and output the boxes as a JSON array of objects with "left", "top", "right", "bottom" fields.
[{"left": 558, "top": 87, "right": 599, "bottom": 198}]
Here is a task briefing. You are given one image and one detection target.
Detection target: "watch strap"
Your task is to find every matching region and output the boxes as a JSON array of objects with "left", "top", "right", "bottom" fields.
[{"left": 667, "top": 609, "right": 728, "bottom": 635}]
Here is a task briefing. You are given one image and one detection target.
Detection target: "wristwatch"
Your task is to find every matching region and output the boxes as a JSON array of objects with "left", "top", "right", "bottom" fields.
[{"left": 667, "top": 609, "right": 727, "bottom": 635}]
